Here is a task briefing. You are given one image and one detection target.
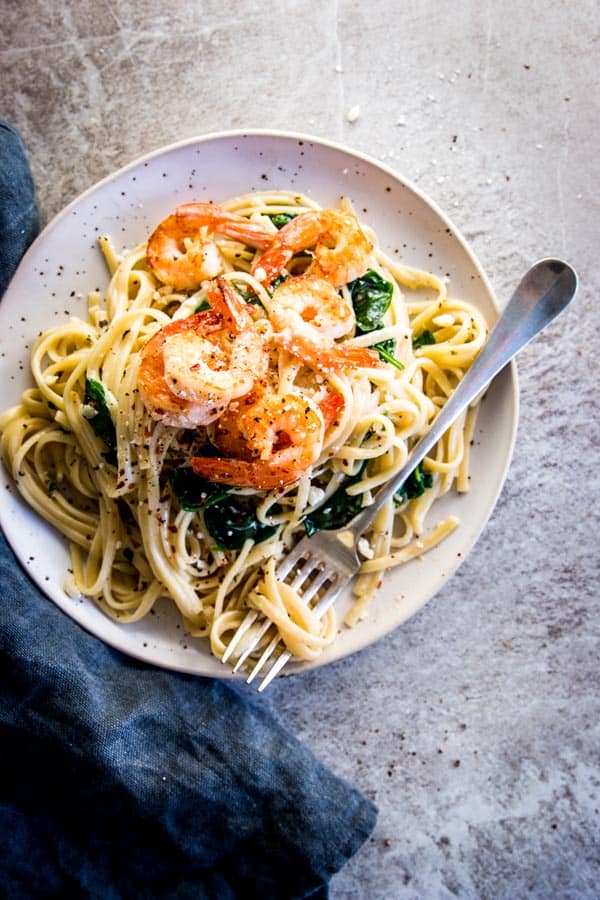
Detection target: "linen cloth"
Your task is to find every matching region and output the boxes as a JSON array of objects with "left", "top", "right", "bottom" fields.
[
  {"left": 0, "top": 122, "right": 39, "bottom": 297},
  {"left": 0, "top": 120, "right": 377, "bottom": 899}
]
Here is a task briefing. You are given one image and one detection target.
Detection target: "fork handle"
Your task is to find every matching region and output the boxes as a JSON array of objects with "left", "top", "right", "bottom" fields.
[{"left": 346, "top": 258, "right": 578, "bottom": 537}]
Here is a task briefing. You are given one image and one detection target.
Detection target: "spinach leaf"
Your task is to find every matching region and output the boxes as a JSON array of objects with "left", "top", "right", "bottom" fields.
[
  {"left": 303, "top": 463, "right": 367, "bottom": 537},
  {"left": 412, "top": 329, "right": 436, "bottom": 348},
  {"left": 170, "top": 467, "right": 231, "bottom": 512},
  {"left": 269, "top": 273, "right": 288, "bottom": 293},
  {"left": 233, "top": 282, "right": 264, "bottom": 306},
  {"left": 268, "top": 212, "right": 297, "bottom": 229},
  {"left": 83, "top": 378, "right": 117, "bottom": 465},
  {"left": 348, "top": 270, "right": 404, "bottom": 367},
  {"left": 395, "top": 463, "right": 434, "bottom": 503},
  {"left": 203, "top": 496, "right": 278, "bottom": 549},
  {"left": 349, "top": 269, "right": 394, "bottom": 333},
  {"left": 372, "top": 339, "right": 405, "bottom": 370},
  {"left": 171, "top": 469, "right": 277, "bottom": 548}
]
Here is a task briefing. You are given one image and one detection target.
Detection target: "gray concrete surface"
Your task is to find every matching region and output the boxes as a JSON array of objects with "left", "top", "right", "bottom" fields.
[{"left": 2, "top": 1, "right": 599, "bottom": 897}]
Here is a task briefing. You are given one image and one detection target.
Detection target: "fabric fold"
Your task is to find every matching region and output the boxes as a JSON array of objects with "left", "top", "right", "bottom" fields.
[{"left": 0, "top": 533, "right": 377, "bottom": 897}]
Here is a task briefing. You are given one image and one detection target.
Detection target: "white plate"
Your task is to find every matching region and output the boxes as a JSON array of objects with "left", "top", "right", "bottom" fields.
[{"left": 0, "top": 130, "right": 518, "bottom": 678}]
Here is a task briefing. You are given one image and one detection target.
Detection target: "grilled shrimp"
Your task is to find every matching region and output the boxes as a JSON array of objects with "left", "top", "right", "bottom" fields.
[
  {"left": 208, "top": 387, "right": 344, "bottom": 459},
  {"left": 147, "top": 202, "right": 273, "bottom": 291},
  {"left": 268, "top": 275, "right": 382, "bottom": 372},
  {"left": 191, "top": 391, "right": 325, "bottom": 490},
  {"left": 137, "top": 277, "right": 269, "bottom": 428},
  {"left": 251, "top": 208, "right": 373, "bottom": 288}
]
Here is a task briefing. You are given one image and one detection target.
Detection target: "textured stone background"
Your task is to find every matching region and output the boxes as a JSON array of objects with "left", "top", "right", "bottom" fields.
[{"left": 2, "top": 1, "right": 598, "bottom": 897}]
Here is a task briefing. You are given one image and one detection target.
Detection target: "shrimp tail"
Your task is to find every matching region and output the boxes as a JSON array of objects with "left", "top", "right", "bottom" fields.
[
  {"left": 216, "top": 216, "right": 274, "bottom": 250},
  {"left": 204, "top": 276, "right": 252, "bottom": 332},
  {"left": 176, "top": 203, "right": 273, "bottom": 249},
  {"left": 334, "top": 344, "right": 384, "bottom": 369},
  {"left": 276, "top": 331, "right": 383, "bottom": 372},
  {"left": 317, "top": 391, "right": 345, "bottom": 428},
  {"left": 191, "top": 456, "right": 297, "bottom": 491}
]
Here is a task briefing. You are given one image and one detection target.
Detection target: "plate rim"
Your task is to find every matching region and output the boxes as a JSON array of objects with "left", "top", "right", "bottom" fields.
[
  {"left": 18, "top": 128, "right": 504, "bottom": 313},
  {"left": 0, "top": 128, "right": 519, "bottom": 678}
]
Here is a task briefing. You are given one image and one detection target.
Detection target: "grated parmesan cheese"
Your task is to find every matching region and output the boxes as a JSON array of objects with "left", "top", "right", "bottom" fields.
[
  {"left": 358, "top": 537, "right": 374, "bottom": 559},
  {"left": 433, "top": 313, "right": 454, "bottom": 327}
]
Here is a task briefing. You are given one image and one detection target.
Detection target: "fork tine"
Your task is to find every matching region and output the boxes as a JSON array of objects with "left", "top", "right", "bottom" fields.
[
  {"left": 311, "top": 574, "right": 348, "bottom": 617},
  {"left": 246, "top": 633, "right": 281, "bottom": 684},
  {"left": 232, "top": 617, "right": 274, "bottom": 672},
  {"left": 244, "top": 565, "right": 337, "bottom": 684},
  {"left": 257, "top": 649, "right": 291, "bottom": 692},
  {"left": 223, "top": 544, "right": 326, "bottom": 677},
  {"left": 221, "top": 609, "right": 258, "bottom": 664},
  {"left": 227, "top": 533, "right": 354, "bottom": 688},
  {"left": 232, "top": 554, "right": 327, "bottom": 675},
  {"left": 276, "top": 537, "right": 313, "bottom": 580},
  {"left": 289, "top": 556, "right": 322, "bottom": 590},
  {"left": 298, "top": 566, "right": 330, "bottom": 603},
  {"left": 251, "top": 569, "right": 348, "bottom": 689}
]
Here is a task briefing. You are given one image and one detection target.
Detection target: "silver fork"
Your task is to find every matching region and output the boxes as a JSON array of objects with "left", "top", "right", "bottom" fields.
[{"left": 223, "top": 259, "right": 578, "bottom": 690}]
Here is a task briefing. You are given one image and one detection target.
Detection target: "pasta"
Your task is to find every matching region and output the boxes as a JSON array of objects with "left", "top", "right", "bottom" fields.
[{"left": 0, "top": 190, "right": 487, "bottom": 667}]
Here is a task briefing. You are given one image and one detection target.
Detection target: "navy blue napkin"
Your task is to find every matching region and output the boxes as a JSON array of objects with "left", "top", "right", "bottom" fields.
[
  {"left": 0, "top": 122, "right": 39, "bottom": 297},
  {"left": 0, "top": 121, "right": 377, "bottom": 898}
]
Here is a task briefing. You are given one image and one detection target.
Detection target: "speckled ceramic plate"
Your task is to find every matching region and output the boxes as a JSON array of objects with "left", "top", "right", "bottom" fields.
[{"left": 0, "top": 130, "right": 518, "bottom": 679}]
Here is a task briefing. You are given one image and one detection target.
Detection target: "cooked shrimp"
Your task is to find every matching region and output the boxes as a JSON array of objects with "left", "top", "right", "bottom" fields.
[
  {"left": 147, "top": 202, "right": 273, "bottom": 291},
  {"left": 191, "top": 392, "right": 325, "bottom": 490},
  {"left": 269, "top": 274, "right": 354, "bottom": 338},
  {"left": 316, "top": 390, "right": 345, "bottom": 429},
  {"left": 251, "top": 208, "right": 373, "bottom": 288},
  {"left": 208, "top": 387, "right": 343, "bottom": 459},
  {"left": 137, "top": 278, "right": 269, "bottom": 428},
  {"left": 269, "top": 275, "right": 383, "bottom": 373}
]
